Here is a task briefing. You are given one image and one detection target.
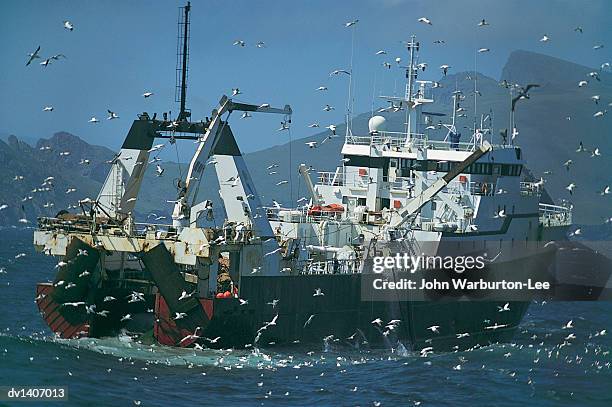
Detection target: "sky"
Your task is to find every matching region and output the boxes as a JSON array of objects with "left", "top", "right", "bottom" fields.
[{"left": 1, "top": 0, "right": 611, "bottom": 159}]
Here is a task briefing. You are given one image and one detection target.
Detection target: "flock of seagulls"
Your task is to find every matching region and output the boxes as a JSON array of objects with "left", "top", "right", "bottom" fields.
[{"left": 2, "top": 11, "right": 611, "bottom": 407}]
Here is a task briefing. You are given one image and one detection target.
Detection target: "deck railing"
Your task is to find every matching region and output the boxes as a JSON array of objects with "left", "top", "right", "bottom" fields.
[
  {"left": 539, "top": 203, "right": 572, "bottom": 227},
  {"left": 344, "top": 132, "right": 496, "bottom": 152}
]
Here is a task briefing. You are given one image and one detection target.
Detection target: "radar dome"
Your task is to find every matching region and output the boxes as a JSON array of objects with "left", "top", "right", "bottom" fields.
[{"left": 368, "top": 115, "right": 386, "bottom": 133}]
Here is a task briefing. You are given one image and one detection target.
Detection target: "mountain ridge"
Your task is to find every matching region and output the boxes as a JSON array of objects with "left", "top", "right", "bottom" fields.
[{"left": 1, "top": 49, "right": 610, "bottom": 225}]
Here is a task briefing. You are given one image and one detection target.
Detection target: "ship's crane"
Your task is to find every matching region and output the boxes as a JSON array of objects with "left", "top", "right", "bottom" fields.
[
  {"left": 389, "top": 141, "right": 492, "bottom": 228},
  {"left": 173, "top": 95, "right": 292, "bottom": 234}
]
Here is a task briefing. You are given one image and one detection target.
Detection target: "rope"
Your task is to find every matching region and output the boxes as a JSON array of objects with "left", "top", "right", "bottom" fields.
[{"left": 287, "top": 115, "right": 293, "bottom": 204}]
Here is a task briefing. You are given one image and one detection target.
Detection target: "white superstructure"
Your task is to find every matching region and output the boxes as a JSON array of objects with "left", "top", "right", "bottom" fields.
[{"left": 267, "top": 36, "right": 572, "bottom": 272}]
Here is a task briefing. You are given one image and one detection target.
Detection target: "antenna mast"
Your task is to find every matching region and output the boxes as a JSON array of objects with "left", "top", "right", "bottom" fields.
[
  {"left": 404, "top": 35, "right": 418, "bottom": 137},
  {"left": 176, "top": 1, "right": 191, "bottom": 122}
]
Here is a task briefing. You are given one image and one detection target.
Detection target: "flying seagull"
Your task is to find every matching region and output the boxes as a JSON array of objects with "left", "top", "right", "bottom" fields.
[
  {"left": 511, "top": 84, "right": 540, "bottom": 111},
  {"left": 330, "top": 69, "right": 351, "bottom": 76},
  {"left": 26, "top": 46, "right": 41, "bottom": 66}
]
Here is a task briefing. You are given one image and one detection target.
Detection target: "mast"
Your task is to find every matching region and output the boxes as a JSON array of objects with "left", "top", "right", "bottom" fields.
[
  {"left": 176, "top": 2, "right": 191, "bottom": 122},
  {"left": 404, "top": 35, "right": 418, "bottom": 139}
]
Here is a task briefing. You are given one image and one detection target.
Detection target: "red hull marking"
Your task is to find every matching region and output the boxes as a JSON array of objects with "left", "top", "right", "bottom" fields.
[
  {"left": 36, "top": 283, "right": 90, "bottom": 339},
  {"left": 153, "top": 294, "right": 213, "bottom": 347}
]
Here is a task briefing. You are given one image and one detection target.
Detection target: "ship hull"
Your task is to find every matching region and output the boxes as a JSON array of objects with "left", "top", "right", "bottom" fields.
[{"left": 35, "top": 238, "right": 610, "bottom": 351}]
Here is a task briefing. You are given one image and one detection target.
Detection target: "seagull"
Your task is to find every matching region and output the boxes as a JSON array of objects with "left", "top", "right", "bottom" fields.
[
  {"left": 323, "top": 104, "right": 335, "bottom": 111},
  {"left": 26, "top": 46, "right": 41, "bottom": 66},
  {"left": 578, "top": 80, "right": 588, "bottom": 87},
  {"left": 375, "top": 50, "right": 387, "bottom": 55},
  {"left": 276, "top": 180, "right": 288, "bottom": 186},
  {"left": 574, "top": 26, "right": 583, "bottom": 33},
  {"left": 148, "top": 144, "right": 164, "bottom": 153},
  {"left": 329, "top": 69, "right": 351, "bottom": 76},
  {"left": 344, "top": 19, "right": 359, "bottom": 28},
  {"left": 63, "top": 20, "right": 74, "bottom": 31},
  {"left": 178, "top": 290, "right": 193, "bottom": 301},
  {"left": 174, "top": 312, "right": 187, "bottom": 320},
  {"left": 241, "top": 112, "right": 251, "bottom": 119},
  {"left": 313, "top": 288, "right": 324, "bottom": 297},
  {"left": 259, "top": 103, "right": 270, "bottom": 109},
  {"left": 562, "top": 320, "right": 574, "bottom": 329},
  {"left": 371, "top": 318, "right": 383, "bottom": 326},
  {"left": 591, "top": 148, "right": 601, "bottom": 157},
  {"left": 427, "top": 325, "right": 440, "bottom": 334},
  {"left": 478, "top": 48, "right": 490, "bottom": 53},
  {"left": 233, "top": 40, "right": 246, "bottom": 47},
  {"left": 305, "top": 141, "right": 318, "bottom": 149},
  {"left": 255, "top": 41, "right": 266, "bottom": 48},
  {"left": 599, "top": 185, "right": 610, "bottom": 196},
  {"left": 232, "top": 88, "right": 241, "bottom": 96},
  {"left": 478, "top": 19, "right": 489, "bottom": 27},
  {"left": 43, "top": 106, "right": 54, "bottom": 112},
  {"left": 206, "top": 336, "right": 221, "bottom": 344},
  {"left": 268, "top": 314, "right": 279, "bottom": 326},
  {"left": 308, "top": 122, "right": 319, "bottom": 128},
  {"left": 588, "top": 71, "right": 600, "bottom": 81},
  {"left": 155, "top": 164, "right": 164, "bottom": 177},
  {"left": 40, "top": 58, "right": 52, "bottom": 67},
  {"left": 107, "top": 110, "right": 119, "bottom": 120},
  {"left": 563, "top": 159, "right": 573, "bottom": 171},
  {"left": 63, "top": 301, "right": 85, "bottom": 307},
  {"left": 303, "top": 314, "right": 315, "bottom": 327},
  {"left": 484, "top": 323, "right": 508, "bottom": 330},
  {"left": 417, "top": 17, "right": 432, "bottom": 25},
  {"left": 593, "top": 110, "right": 606, "bottom": 118},
  {"left": 497, "top": 303, "right": 510, "bottom": 312},
  {"left": 120, "top": 314, "right": 132, "bottom": 322},
  {"left": 494, "top": 209, "right": 506, "bottom": 219},
  {"left": 143, "top": 92, "right": 154, "bottom": 98},
  {"left": 566, "top": 183, "right": 576, "bottom": 195},
  {"left": 316, "top": 86, "right": 328, "bottom": 91},
  {"left": 103, "top": 296, "right": 116, "bottom": 302},
  {"left": 239, "top": 298, "right": 248, "bottom": 306},
  {"left": 88, "top": 117, "right": 100, "bottom": 124},
  {"left": 179, "top": 327, "right": 201, "bottom": 345},
  {"left": 440, "top": 64, "right": 450, "bottom": 76},
  {"left": 540, "top": 35, "right": 550, "bottom": 43},
  {"left": 593, "top": 44, "right": 604, "bottom": 50}
]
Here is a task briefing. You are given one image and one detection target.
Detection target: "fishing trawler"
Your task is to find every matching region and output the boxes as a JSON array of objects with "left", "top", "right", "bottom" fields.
[{"left": 32, "top": 2, "right": 606, "bottom": 352}]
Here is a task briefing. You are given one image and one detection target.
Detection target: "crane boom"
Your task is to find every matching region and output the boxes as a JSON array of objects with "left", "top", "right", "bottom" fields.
[
  {"left": 172, "top": 95, "right": 292, "bottom": 228},
  {"left": 390, "top": 141, "right": 492, "bottom": 228}
]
